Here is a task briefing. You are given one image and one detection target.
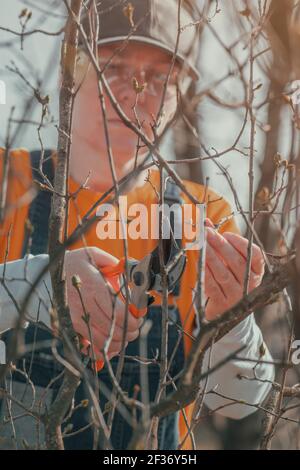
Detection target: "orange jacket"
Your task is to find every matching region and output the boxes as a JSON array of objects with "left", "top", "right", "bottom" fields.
[{"left": 0, "top": 148, "right": 240, "bottom": 448}]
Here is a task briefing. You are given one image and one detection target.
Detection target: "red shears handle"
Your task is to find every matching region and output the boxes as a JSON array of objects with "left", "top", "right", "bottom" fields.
[{"left": 85, "top": 257, "right": 147, "bottom": 372}]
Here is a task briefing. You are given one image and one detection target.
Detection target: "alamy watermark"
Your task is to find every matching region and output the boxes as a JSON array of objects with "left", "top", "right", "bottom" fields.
[
  {"left": 0, "top": 339, "right": 5, "bottom": 365},
  {"left": 0, "top": 80, "right": 6, "bottom": 105},
  {"left": 291, "top": 80, "right": 300, "bottom": 105},
  {"left": 291, "top": 340, "right": 300, "bottom": 365},
  {"left": 96, "top": 198, "right": 206, "bottom": 251}
]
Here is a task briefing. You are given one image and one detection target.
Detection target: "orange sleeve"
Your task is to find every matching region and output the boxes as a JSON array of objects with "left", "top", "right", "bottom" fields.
[{"left": 0, "top": 148, "right": 33, "bottom": 262}]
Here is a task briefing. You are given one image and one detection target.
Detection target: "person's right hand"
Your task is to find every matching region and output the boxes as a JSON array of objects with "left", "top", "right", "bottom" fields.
[{"left": 64, "top": 247, "right": 141, "bottom": 360}]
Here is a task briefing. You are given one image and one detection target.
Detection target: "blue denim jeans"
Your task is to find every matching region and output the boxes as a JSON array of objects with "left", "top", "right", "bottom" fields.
[{"left": 0, "top": 306, "right": 184, "bottom": 450}]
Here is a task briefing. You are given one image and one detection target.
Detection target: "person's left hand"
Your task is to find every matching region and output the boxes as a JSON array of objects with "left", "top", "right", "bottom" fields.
[{"left": 204, "top": 219, "right": 265, "bottom": 321}]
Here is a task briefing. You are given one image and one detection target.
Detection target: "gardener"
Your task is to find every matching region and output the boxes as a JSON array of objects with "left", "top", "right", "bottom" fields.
[{"left": 0, "top": 0, "right": 274, "bottom": 450}]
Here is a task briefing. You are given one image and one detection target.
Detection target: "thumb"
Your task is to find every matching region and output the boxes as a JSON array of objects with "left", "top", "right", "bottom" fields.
[
  {"left": 86, "top": 247, "right": 119, "bottom": 269},
  {"left": 87, "top": 248, "right": 123, "bottom": 293}
]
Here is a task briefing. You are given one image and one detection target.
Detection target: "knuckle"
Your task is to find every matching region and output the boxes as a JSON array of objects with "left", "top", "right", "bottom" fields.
[{"left": 128, "top": 329, "right": 139, "bottom": 341}]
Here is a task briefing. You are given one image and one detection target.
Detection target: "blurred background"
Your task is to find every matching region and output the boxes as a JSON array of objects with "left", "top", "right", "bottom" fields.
[
  {"left": 0, "top": 0, "right": 300, "bottom": 449},
  {"left": 0, "top": 0, "right": 277, "bottom": 231}
]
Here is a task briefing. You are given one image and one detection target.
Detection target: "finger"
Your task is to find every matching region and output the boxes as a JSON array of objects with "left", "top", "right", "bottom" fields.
[
  {"left": 100, "top": 336, "right": 137, "bottom": 356},
  {"left": 92, "top": 329, "right": 126, "bottom": 353},
  {"left": 223, "top": 232, "right": 265, "bottom": 276},
  {"left": 80, "top": 340, "right": 103, "bottom": 361},
  {"left": 86, "top": 246, "right": 120, "bottom": 269},
  {"left": 107, "top": 351, "right": 119, "bottom": 360},
  {"left": 77, "top": 318, "right": 127, "bottom": 354},
  {"left": 206, "top": 227, "right": 250, "bottom": 283},
  {"left": 90, "top": 315, "right": 140, "bottom": 343},
  {"left": 206, "top": 243, "right": 240, "bottom": 294},
  {"left": 107, "top": 344, "right": 128, "bottom": 360},
  {"left": 205, "top": 263, "right": 227, "bottom": 302},
  {"left": 76, "top": 322, "right": 105, "bottom": 352},
  {"left": 93, "top": 284, "right": 141, "bottom": 332}
]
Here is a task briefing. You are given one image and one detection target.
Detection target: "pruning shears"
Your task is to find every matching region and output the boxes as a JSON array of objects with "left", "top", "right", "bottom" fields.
[{"left": 89, "top": 238, "right": 187, "bottom": 372}]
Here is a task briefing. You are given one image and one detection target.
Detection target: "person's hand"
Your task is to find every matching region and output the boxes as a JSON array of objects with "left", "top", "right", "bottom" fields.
[
  {"left": 64, "top": 247, "right": 141, "bottom": 360},
  {"left": 204, "top": 219, "right": 265, "bottom": 321}
]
